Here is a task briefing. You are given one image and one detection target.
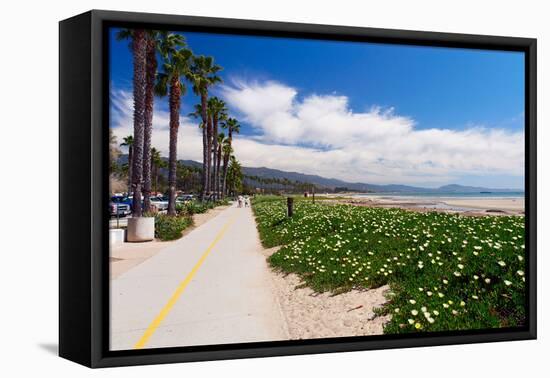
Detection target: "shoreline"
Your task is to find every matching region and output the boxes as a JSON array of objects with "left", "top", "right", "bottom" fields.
[{"left": 321, "top": 193, "right": 524, "bottom": 216}]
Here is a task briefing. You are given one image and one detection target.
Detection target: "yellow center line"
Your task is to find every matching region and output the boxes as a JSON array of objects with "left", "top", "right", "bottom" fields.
[{"left": 134, "top": 215, "right": 237, "bottom": 349}]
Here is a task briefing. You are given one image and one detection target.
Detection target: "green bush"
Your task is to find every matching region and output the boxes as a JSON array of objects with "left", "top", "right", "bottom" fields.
[
  {"left": 154, "top": 214, "right": 193, "bottom": 241},
  {"left": 184, "top": 202, "right": 210, "bottom": 215}
]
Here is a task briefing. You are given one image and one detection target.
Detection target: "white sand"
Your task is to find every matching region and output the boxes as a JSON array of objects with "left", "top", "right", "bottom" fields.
[
  {"left": 263, "top": 247, "right": 390, "bottom": 340},
  {"left": 442, "top": 198, "right": 524, "bottom": 211}
]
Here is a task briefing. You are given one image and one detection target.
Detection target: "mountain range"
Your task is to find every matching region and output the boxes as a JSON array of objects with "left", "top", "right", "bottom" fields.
[{"left": 117, "top": 155, "right": 522, "bottom": 194}]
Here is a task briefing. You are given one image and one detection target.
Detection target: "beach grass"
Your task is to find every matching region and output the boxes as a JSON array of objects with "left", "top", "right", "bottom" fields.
[{"left": 252, "top": 196, "right": 526, "bottom": 334}]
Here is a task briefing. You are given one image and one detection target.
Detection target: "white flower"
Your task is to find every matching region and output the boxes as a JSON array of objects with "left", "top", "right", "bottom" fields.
[
  {"left": 458, "top": 264, "right": 464, "bottom": 270},
  {"left": 409, "top": 299, "right": 416, "bottom": 305},
  {"left": 485, "top": 278, "right": 491, "bottom": 284},
  {"left": 517, "top": 270, "right": 524, "bottom": 276},
  {"left": 473, "top": 275, "right": 479, "bottom": 280},
  {"left": 472, "top": 295, "right": 479, "bottom": 300},
  {"left": 427, "top": 291, "right": 433, "bottom": 296},
  {"left": 452, "top": 310, "right": 459, "bottom": 315},
  {"left": 411, "top": 310, "right": 419, "bottom": 316},
  {"left": 394, "top": 308, "right": 400, "bottom": 313},
  {"left": 433, "top": 310, "right": 440, "bottom": 316},
  {"left": 408, "top": 319, "right": 415, "bottom": 325},
  {"left": 504, "top": 280, "right": 512, "bottom": 286},
  {"left": 498, "top": 261, "right": 506, "bottom": 267},
  {"left": 443, "top": 303, "right": 449, "bottom": 308},
  {"left": 460, "top": 301, "right": 466, "bottom": 307},
  {"left": 438, "top": 292, "right": 445, "bottom": 298},
  {"left": 442, "top": 279, "right": 448, "bottom": 284},
  {"left": 474, "top": 246, "right": 482, "bottom": 250},
  {"left": 421, "top": 306, "right": 427, "bottom": 312},
  {"left": 428, "top": 317, "right": 435, "bottom": 324}
]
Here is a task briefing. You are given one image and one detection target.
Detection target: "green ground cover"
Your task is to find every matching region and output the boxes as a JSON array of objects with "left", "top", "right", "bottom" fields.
[{"left": 252, "top": 196, "right": 526, "bottom": 334}]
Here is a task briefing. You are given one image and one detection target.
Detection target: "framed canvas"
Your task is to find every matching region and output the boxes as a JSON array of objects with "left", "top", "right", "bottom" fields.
[{"left": 59, "top": 10, "right": 537, "bottom": 368}]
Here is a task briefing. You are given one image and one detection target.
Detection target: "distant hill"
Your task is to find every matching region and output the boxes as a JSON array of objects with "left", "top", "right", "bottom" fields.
[{"left": 116, "top": 155, "right": 522, "bottom": 194}]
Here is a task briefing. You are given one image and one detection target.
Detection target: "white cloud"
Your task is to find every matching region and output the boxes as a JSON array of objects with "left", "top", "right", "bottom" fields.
[
  {"left": 110, "top": 80, "right": 524, "bottom": 187},
  {"left": 110, "top": 88, "right": 203, "bottom": 162},
  {"left": 220, "top": 80, "right": 524, "bottom": 186}
]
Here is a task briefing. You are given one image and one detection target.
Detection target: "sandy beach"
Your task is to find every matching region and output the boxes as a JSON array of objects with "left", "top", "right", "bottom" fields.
[
  {"left": 325, "top": 194, "right": 525, "bottom": 216},
  {"left": 262, "top": 247, "right": 390, "bottom": 340}
]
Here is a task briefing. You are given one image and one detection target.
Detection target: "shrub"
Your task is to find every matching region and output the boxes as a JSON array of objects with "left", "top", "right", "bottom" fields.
[
  {"left": 185, "top": 202, "right": 210, "bottom": 215},
  {"left": 154, "top": 214, "right": 193, "bottom": 241}
]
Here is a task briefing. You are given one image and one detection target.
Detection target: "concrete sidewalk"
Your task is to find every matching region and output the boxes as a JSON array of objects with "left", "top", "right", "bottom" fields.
[{"left": 110, "top": 204, "right": 288, "bottom": 350}]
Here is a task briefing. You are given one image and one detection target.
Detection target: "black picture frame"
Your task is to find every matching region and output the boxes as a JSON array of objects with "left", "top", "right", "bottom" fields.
[{"left": 59, "top": 9, "right": 537, "bottom": 368}]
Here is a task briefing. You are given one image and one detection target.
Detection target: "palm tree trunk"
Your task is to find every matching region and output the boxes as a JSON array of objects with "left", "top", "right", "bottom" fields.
[
  {"left": 142, "top": 35, "right": 157, "bottom": 213},
  {"left": 216, "top": 145, "right": 222, "bottom": 199},
  {"left": 153, "top": 162, "right": 158, "bottom": 194},
  {"left": 206, "top": 115, "right": 213, "bottom": 200},
  {"left": 167, "top": 78, "right": 181, "bottom": 216},
  {"left": 127, "top": 146, "right": 133, "bottom": 194},
  {"left": 212, "top": 115, "right": 218, "bottom": 200},
  {"left": 221, "top": 150, "right": 229, "bottom": 199},
  {"left": 200, "top": 93, "right": 208, "bottom": 202},
  {"left": 131, "top": 29, "right": 147, "bottom": 217}
]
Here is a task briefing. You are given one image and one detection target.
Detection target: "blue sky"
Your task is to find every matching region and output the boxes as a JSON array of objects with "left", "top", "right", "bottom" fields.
[{"left": 109, "top": 27, "right": 525, "bottom": 189}]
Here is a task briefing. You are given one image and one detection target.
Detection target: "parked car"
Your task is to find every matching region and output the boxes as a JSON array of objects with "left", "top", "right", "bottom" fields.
[
  {"left": 176, "top": 194, "right": 195, "bottom": 204},
  {"left": 111, "top": 195, "right": 133, "bottom": 209},
  {"left": 149, "top": 196, "right": 169, "bottom": 211},
  {"left": 109, "top": 201, "right": 131, "bottom": 218}
]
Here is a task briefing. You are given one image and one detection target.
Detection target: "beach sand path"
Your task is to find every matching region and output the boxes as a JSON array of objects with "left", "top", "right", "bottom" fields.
[{"left": 110, "top": 204, "right": 289, "bottom": 350}]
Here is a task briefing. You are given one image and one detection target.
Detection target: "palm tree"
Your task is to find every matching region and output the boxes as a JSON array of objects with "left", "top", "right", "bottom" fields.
[
  {"left": 155, "top": 36, "right": 192, "bottom": 216},
  {"left": 221, "top": 141, "right": 232, "bottom": 198},
  {"left": 150, "top": 147, "right": 166, "bottom": 194},
  {"left": 216, "top": 132, "right": 226, "bottom": 199},
  {"left": 109, "top": 130, "right": 121, "bottom": 173},
  {"left": 120, "top": 135, "right": 134, "bottom": 193},
  {"left": 226, "top": 155, "right": 243, "bottom": 196},
  {"left": 207, "top": 97, "right": 227, "bottom": 200},
  {"left": 116, "top": 28, "right": 148, "bottom": 217},
  {"left": 221, "top": 118, "right": 240, "bottom": 197},
  {"left": 142, "top": 31, "right": 160, "bottom": 213},
  {"left": 187, "top": 55, "right": 222, "bottom": 201}
]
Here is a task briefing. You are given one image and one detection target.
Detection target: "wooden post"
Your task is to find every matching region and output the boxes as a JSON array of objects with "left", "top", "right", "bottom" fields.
[
  {"left": 312, "top": 186, "right": 315, "bottom": 204},
  {"left": 287, "top": 197, "right": 294, "bottom": 217}
]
